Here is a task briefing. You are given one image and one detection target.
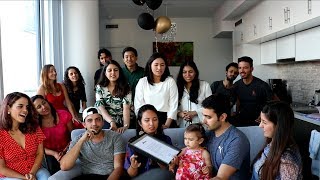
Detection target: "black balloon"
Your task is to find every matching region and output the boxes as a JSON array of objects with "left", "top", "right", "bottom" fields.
[
  {"left": 137, "top": 13, "right": 155, "bottom": 30},
  {"left": 146, "top": 0, "right": 162, "bottom": 10},
  {"left": 132, "top": 0, "right": 146, "bottom": 6}
]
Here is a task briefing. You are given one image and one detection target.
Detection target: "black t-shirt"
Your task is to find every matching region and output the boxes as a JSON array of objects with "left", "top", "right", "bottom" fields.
[
  {"left": 234, "top": 77, "right": 273, "bottom": 126},
  {"left": 94, "top": 68, "right": 103, "bottom": 86},
  {"left": 210, "top": 80, "right": 237, "bottom": 107}
]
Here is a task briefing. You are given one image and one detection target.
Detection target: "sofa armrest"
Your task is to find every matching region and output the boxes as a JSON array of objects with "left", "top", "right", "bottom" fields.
[{"left": 48, "top": 161, "right": 81, "bottom": 180}]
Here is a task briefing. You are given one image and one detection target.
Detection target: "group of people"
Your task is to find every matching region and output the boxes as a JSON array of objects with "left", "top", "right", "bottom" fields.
[{"left": 0, "top": 46, "right": 303, "bottom": 180}]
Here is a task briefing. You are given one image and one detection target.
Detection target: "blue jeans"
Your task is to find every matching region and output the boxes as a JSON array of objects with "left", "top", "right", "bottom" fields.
[{"left": 0, "top": 167, "right": 50, "bottom": 180}]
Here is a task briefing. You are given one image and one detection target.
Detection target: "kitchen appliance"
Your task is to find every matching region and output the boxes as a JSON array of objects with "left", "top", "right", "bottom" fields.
[
  {"left": 268, "top": 79, "right": 292, "bottom": 103},
  {"left": 314, "top": 90, "right": 320, "bottom": 106}
]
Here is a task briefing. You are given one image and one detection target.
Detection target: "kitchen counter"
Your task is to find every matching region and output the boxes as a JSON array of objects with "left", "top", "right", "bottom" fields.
[{"left": 294, "top": 112, "right": 320, "bottom": 126}]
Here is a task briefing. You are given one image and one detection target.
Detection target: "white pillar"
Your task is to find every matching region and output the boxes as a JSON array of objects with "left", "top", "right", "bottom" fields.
[{"left": 62, "top": 0, "right": 99, "bottom": 107}]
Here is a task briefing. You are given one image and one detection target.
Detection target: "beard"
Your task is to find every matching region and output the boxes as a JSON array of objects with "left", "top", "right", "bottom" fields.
[{"left": 226, "top": 76, "right": 236, "bottom": 82}]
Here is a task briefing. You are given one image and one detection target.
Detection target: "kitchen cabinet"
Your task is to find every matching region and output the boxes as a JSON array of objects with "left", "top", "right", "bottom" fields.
[
  {"left": 234, "top": 43, "right": 261, "bottom": 66},
  {"left": 296, "top": 26, "right": 320, "bottom": 61},
  {"left": 233, "top": 21, "right": 244, "bottom": 46},
  {"left": 276, "top": 34, "right": 295, "bottom": 60},
  {"left": 261, "top": 40, "right": 276, "bottom": 64},
  {"left": 242, "top": 0, "right": 317, "bottom": 43}
]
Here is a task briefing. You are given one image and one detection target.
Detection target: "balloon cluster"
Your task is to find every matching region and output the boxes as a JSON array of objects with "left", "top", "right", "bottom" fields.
[{"left": 133, "top": 0, "right": 171, "bottom": 34}]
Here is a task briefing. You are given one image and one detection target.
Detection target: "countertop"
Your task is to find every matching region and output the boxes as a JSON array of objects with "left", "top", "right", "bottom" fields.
[
  {"left": 294, "top": 112, "right": 320, "bottom": 126},
  {"left": 291, "top": 101, "right": 320, "bottom": 126}
]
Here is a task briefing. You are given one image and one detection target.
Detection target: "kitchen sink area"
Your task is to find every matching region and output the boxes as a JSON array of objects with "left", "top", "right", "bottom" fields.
[{"left": 291, "top": 102, "right": 319, "bottom": 114}]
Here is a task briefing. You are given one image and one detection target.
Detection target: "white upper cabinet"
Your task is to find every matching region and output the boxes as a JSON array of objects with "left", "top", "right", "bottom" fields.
[
  {"left": 276, "top": 34, "right": 295, "bottom": 60},
  {"left": 308, "top": 0, "right": 320, "bottom": 19},
  {"left": 233, "top": 22, "right": 244, "bottom": 46},
  {"left": 296, "top": 26, "right": 320, "bottom": 61},
  {"left": 261, "top": 40, "right": 276, "bottom": 64},
  {"left": 242, "top": 0, "right": 318, "bottom": 42}
]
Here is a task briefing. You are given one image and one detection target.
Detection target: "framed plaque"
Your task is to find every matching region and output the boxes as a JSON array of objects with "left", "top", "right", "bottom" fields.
[{"left": 128, "top": 134, "right": 181, "bottom": 165}]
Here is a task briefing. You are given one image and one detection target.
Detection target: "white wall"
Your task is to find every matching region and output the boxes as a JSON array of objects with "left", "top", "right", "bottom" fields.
[
  {"left": 62, "top": 0, "right": 99, "bottom": 107},
  {"left": 99, "top": 18, "right": 233, "bottom": 84}
]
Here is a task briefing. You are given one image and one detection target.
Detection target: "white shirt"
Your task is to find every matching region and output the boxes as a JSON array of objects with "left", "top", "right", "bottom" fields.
[
  {"left": 177, "top": 80, "right": 212, "bottom": 127},
  {"left": 134, "top": 76, "right": 178, "bottom": 120}
]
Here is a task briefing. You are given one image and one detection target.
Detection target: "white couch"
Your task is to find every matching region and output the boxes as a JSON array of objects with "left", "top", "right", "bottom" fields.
[{"left": 49, "top": 126, "right": 265, "bottom": 180}]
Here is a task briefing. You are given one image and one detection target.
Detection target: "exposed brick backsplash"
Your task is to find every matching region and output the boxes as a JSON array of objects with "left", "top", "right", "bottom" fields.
[{"left": 253, "top": 61, "right": 320, "bottom": 104}]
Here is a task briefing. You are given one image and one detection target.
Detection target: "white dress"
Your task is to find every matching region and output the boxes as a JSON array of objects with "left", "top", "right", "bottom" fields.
[
  {"left": 177, "top": 80, "right": 212, "bottom": 127},
  {"left": 134, "top": 76, "right": 178, "bottom": 120}
]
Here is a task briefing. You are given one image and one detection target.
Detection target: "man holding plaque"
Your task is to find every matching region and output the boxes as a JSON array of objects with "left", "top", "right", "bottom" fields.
[
  {"left": 60, "top": 107, "right": 126, "bottom": 180},
  {"left": 202, "top": 94, "right": 250, "bottom": 180}
]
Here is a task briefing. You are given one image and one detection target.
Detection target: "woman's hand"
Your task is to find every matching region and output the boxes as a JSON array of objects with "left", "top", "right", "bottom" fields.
[
  {"left": 117, "top": 126, "right": 128, "bottom": 133},
  {"left": 130, "top": 155, "right": 141, "bottom": 169},
  {"left": 109, "top": 121, "right": 118, "bottom": 131},
  {"left": 168, "top": 156, "right": 178, "bottom": 173},
  {"left": 53, "top": 151, "right": 61, "bottom": 161},
  {"left": 25, "top": 173, "right": 36, "bottom": 180}
]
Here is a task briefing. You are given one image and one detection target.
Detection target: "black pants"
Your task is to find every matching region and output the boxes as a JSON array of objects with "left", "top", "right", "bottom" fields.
[
  {"left": 158, "top": 111, "right": 177, "bottom": 128},
  {"left": 43, "top": 155, "right": 60, "bottom": 175}
]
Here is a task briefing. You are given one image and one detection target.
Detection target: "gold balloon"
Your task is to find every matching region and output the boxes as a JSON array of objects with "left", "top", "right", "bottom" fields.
[{"left": 155, "top": 16, "right": 171, "bottom": 34}]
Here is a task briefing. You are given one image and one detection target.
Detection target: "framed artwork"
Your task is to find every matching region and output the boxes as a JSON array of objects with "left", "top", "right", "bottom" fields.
[{"left": 152, "top": 42, "right": 193, "bottom": 66}]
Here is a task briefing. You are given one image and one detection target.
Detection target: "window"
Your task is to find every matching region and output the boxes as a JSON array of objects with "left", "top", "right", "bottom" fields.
[
  {"left": 0, "top": 1, "right": 40, "bottom": 98},
  {"left": 0, "top": 0, "right": 63, "bottom": 100}
]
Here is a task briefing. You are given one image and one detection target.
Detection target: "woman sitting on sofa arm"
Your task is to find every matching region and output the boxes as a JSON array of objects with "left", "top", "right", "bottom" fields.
[{"left": 124, "top": 104, "right": 172, "bottom": 178}]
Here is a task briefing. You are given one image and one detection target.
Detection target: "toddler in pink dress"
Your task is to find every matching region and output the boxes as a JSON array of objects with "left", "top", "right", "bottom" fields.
[{"left": 170, "top": 123, "right": 212, "bottom": 180}]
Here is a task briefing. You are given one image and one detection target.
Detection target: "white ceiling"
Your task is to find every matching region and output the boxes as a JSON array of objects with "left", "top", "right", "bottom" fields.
[{"left": 99, "top": 0, "right": 226, "bottom": 20}]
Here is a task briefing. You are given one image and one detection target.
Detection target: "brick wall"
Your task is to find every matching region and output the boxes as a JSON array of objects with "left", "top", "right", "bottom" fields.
[{"left": 253, "top": 61, "right": 320, "bottom": 103}]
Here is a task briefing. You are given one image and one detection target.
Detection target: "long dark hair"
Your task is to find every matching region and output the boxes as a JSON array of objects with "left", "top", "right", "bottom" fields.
[
  {"left": 97, "top": 60, "right": 130, "bottom": 98},
  {"left": 176, "top": 60, "right": 200, "bottom": 104},
  {"left": 144, "top": 52, "right": 170, "bottom": 85},
  {"left": 31, "top": 95, "right": 58, "bottom": 127},
  {"left": 0, "top": 92, "right": 38, "bottom": 133},
  {"left": 63, "top": 66, "right": 86, "bottom": 94},
  {"left": 253, "top": 101, "right": 297, "bottom": 180},
  {"left": 136, "top": 104, "right": 163, "bottom": 136}
]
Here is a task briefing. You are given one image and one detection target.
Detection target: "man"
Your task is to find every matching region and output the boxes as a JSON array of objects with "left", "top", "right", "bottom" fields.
[
  {"left": 121, "top": 46, "right": 144, "bottom": 101},
  {"left": 94, "top": 48, "right": 112, "bottom": 85},
  {"left": 210, "top": 62, "right": 239, "bottom": 109},
  {"left": 202, "top": 94, "right": 250, "bottom": 180},
  {"left": 60, "top": 107, "right": 125, "bottom": 180},
  {"left": 234, "top": 56, "right": 273, "bottom": 126}
]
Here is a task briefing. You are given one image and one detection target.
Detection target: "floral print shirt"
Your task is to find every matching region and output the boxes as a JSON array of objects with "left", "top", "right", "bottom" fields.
[
  {"left": 95, "top": 85, "right": 131, "bottom": 126},
  {"left": 252, "top": 143, "right": 303, "bottom": 180}
]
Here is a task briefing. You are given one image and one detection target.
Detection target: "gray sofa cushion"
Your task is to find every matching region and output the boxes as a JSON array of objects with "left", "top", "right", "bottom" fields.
[{"left": 49, "top": 126, "right": 265, "bottom": 180}]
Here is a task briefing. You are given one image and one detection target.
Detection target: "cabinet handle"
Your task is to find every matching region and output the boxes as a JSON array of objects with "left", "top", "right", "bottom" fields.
[
  {"left": 287, "top": 7, "right": 290, "bottom": 23},
  {"left": 269, "top": 17, "right": 272, "bottom": 30},
  {"left": 254, "top": 24, "right": 257, "bottom": 36},
  {"left": 308, "top": 0, "right": 312, "bottom": 14},
  {"left": 284, "top": 8, "right": 287, "bottom": 23},
  {"left": 241, "top": 32, "right": 243, "bottom": 41}
]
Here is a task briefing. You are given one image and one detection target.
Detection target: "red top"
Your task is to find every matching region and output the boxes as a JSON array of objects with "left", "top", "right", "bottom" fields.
[
  {"left": 45, "top": 83, "right": 67, "bottom": 111},
  {"left": 42, "top": 110, "right": 71, "bottom": 152},
  {"left": 0, "top": 127, "right": 45, "bottom": 177}
]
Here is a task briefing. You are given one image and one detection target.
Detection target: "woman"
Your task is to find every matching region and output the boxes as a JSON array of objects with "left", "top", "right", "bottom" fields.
[
  {"left": 95, "top": 60, "right": 131, "bottom": 133},
  {"left": 37, "top": 64, "right": 78, "bottom": 121},
  {"left": 124, "top": 104, "right": 172, "bottom": 178},
  {"left": 252, "top": 101, "right": 302, "bottom": 180},
  {"left": 135, "top": 52, "right": 178, "bottom": 128},
  {"left": 31, "top": 95, "right": 73, "bottom": 175},
  {"left": 0, "top": 92, "right": 50, "bottom": 180},
  {"left": 63, "top": 66, "right": 87, "bottom": 113},
  {"left": 176, "top": 61, "right": 212, "bottom": 127}
]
